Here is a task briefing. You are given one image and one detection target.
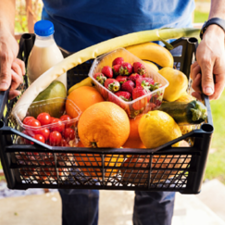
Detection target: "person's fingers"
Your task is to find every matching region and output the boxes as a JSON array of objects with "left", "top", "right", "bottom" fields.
[
  {"left": 190, "top": 62, "right": 201, "bottom": 80},
  {"left": 208, "top": 74, "right": 225, "bottom": 100},
  {"left": 14, "top": 58, "right": 25, "bottom": 75},
  {"left": 191, "top": 91, "right": 202, "bottom": 101},
  {"left": 0, "top": 52, "right": 13, "bottom": 91},
  {"left": 11, "top": 61, "right": 23, "bottom": 78},
  {"left": 8, "top": 90, "right": 21, "bottom": 100},
  {"left": 191, "top": 73, "right": 202, "bottom": 93},
  {"left": 198, "top": 56, "right": 215, "bottom": 96},
  {"left": 10, "top": 69, "right": 23, "bottom": 91}
]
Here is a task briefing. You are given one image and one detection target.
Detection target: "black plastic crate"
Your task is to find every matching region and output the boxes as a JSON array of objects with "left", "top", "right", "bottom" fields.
[{"left": 0, "top": 34, "right": 213, "bottom": 194}]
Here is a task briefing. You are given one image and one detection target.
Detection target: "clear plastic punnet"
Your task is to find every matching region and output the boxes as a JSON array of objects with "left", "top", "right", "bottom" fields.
[
  {"left": 88, "top": 48, "right": 169, "bottom": 118},
  {"left": 13, "top": 97, "right": 81, "bottom": 147}
]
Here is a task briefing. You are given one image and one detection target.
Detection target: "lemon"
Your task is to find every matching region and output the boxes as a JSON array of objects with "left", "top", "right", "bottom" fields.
[
  {"left": 158, "top": 67, "right": 188, "bottom": 102},
  {"left": 138, "top": 110, "right": 182, "bottom": 148}
]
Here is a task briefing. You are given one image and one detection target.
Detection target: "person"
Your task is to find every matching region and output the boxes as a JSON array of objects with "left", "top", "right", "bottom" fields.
[{"left": 0, "top": 0, "right": 225, "bottom": 224}]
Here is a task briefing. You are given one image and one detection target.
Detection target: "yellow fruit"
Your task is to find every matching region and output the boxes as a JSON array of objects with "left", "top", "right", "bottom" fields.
[
  {"left": 142, "top": 60, "right": 159, "bottom": 72},
  {"left": 175, "top": 91, "right": 196, "bottom": 103},
  {"left": 138, "top": 110, "right": 182, "bottom": 148},
  {"left": 126, "top": 42, "right": 174, "bottom": 68},
  {"left": 68, "top": 77, "right": 94, "bottom": 95},
  {"left": 158, "top": 67, "right": 188, "bottom": 102}
]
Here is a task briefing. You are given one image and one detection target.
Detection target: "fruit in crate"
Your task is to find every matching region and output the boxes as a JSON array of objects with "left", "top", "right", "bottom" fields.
[
  {"left": 142, "top": 60, "right": 159, "bottom": 72},
  {"left": 93, "top": 58, "right": 162, "bottom": 102},
  {"left": 66, "top": 86, "right": 104, "bottom": 118},
  {"left": 68, "top": 77, "right": 94, "bottom": 95},
  {"left": 78, "top": 101, "right": 130, "bottom": 148},
  {"left": 158, "top": 67, "right": 188, "bottom": 102},
  {"left": 123, "top": 114, "right": 146, "bottom": 149},
  {"left": 28, "top": 80, "right": 67, "bottom": 118},
  {"left": 126, "top": 42, "right": 174, "bottom": 68},
  {"left": 22, "top": 113, "right": 76, "bottom": 147},
  {"left": 138, "top": 110, "right": 182, "bottom": 148},
  {"left": 76, "top": 102, "right": 129, "bottom": 178}
]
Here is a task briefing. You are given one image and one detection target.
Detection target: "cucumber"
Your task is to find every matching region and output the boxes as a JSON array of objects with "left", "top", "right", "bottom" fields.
[{"left": 158, "top": 100, "right": 207, "bottom": 125}]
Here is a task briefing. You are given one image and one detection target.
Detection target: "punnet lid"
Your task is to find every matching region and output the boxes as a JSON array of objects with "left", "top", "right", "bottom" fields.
[{"left": 34, "top": 20, "right": 54, "bottom": 36}]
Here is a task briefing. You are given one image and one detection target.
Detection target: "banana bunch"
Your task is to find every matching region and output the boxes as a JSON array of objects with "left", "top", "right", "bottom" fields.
[{"left": 126, "top": 42, "right": 174, "bottom": 68}]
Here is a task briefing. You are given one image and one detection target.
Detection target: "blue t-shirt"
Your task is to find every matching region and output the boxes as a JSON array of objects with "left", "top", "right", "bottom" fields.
[{"left": 42, "top": 0, "right": 195, "bottom": 52}]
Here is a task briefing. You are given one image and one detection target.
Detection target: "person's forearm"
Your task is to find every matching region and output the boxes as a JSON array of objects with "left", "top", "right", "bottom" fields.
[
  {"left": 209, "top": 0, "right": 225, "bottom": 19},
  {"left": 0, "top": 0, "right": 16, "bottom": 34}
]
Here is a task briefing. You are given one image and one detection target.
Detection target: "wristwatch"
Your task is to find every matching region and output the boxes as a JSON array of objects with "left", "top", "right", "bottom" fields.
[{"left": 200, "top": 17, "right": 225, "bottom": 39}]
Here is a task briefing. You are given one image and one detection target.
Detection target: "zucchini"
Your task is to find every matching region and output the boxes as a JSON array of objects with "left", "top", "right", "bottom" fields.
[{"left": 158, "top": 100, "right": 207, "bottom": 125}]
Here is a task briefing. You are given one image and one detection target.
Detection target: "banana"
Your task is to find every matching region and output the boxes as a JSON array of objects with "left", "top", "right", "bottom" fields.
[
  {"left": 68, "top": 77, "right": 94, "bottom": 95},
  {"left": 142, "top": 60, "right": 159, "bottom": 72},
  {"left": 126, "top": 42, "right": 174, "bottom": 68}
]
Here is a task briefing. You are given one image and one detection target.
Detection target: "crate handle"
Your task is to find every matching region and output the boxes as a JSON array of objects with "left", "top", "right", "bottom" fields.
[{"left": 0, "top": 89, "right": 9, "bottom": 120}]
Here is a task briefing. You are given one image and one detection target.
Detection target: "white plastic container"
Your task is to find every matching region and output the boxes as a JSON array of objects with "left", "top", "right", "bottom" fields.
[{"left": 27, "top": 20, "right": 67, "bottom": 89}]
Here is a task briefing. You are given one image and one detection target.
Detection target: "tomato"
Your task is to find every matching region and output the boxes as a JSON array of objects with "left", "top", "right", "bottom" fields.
[
  {"left": 23, "top": 116, "right": 35, "bottom": 126},
  {"left": 63, "top": 128, "right": 75, "bottom": 141},
  {"left": 51, "top": 118, "right": 65, "bottom": 133},
  {"left": 36, "top": 128, "right": 50, "bottom": 141},
  {"left": 61, "top": 138, "right": 70, "bottom": 147},
  {"left": 37, "top": 112, "right": 51, "bottom": 126},
  {"left": 29, "top": 119, "right": 41, "bottom": 128},
  {"left": 22, "top": 130, "right": 34, "bottom": 144},
  {"left": 33, "top": 134, "right": 45, "bottom": 143},
  {"left": 60, "top": 114, "right": 73, "bottom": 127},
  {"left": 49, "top": 131, "right": 62, "bottom": 146}
]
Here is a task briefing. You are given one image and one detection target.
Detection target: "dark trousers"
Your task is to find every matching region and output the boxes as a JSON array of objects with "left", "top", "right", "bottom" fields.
[{"left": 59, "top": 189, "right": 175, "bottom": 225}]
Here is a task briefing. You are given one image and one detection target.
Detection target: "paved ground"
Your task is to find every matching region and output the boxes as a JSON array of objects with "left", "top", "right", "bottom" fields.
[{"left": 1, "top": 179, "right": 225, "bottom": 225}]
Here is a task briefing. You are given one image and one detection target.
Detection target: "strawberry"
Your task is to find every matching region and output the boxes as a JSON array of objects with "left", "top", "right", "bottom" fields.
[
  {"left": 121, "top": 80, "right": 135, "bottom": 94},
  {"left": 132, "top": 86, "right": 150, "bottom": 111},
  {"left": 133, "top": 62, "right": 146, "bottom": 75},
  {"left": 101, "top": 66, "right": 113, "bottom": 78},
  {"left": 115, "top": 91, "right": 131, "bottom": 101},
  {"left": 119, "top": 62, "right": 133, "bottom": 76},
  {"left": 93, "top": 72, "right": 107, "bottom": 85},
  {"left": 104, "top": 78, "right": 120, "bottom": 92},
  {"left": 128, "top": 73, "right": 141, "bottom": 82},
  {"left": 136, "top": 77, "right": 155, "bottom": 87},
  {"left": 132, "top": 86, "right": 150, "bottom": 100},
  {"left": 116, "top": 76, "right": 127, "bottom": 84},
  {"left": 112, "top": 57, "right": 124, "bottom": 66},
  {"left": 113, "top": 64, "right": 121, "bottom": 76},
  {"left": 149, "top": 82, "right": 162, "bottom": 91}
]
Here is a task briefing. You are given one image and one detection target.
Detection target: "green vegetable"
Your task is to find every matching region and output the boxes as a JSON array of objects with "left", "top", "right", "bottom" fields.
[{"left": 159, "top": 100, "right": 208, "bottom": 125}]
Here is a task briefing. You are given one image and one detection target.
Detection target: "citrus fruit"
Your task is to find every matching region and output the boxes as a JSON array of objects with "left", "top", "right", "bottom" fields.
[
  {"left": 66, "top": 86, "right": 104, "bottom": 118},
  {"left": 77, "top": 101, "right": 129, "bottom": 178},
  {"left": 158, "top": 67, "right": 188, "bottom": 102},
  {"left": 78, "top": 101, "right": 130, "bottom": 148},
  {"left": 123, "top": 114, "right": 145, "bottom": 149},
  {"left": 138, "top": 110, "right": 182, "bottom": 148}
]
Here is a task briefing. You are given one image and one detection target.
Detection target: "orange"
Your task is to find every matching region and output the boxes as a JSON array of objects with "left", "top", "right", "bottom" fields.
[
  {"left": 78, "top": 101, "right": 130, "bottom": 148},
  {"left": 66, "top": 86, "right": 104, "bottom": 118},
  {"left": 123, "top": 114, "right": 146, "bottom": 149},
  {"left": 77, "top": 101, "right": 130, "bottom": 178}
]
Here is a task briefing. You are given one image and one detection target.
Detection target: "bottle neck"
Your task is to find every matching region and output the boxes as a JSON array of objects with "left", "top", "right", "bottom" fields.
[{"left": 34, "top": 34, "right": 56, "bottom": 47}]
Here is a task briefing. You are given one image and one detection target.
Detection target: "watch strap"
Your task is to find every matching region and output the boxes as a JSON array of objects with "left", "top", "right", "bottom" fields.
[{"left": 200, "top": 17, "right": 225, "bottom": 39}]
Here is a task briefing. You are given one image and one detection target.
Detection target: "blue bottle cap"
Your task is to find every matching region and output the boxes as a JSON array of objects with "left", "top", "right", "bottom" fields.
[{"left": 34, "top": 20, "right": 54, "bottom": 36}]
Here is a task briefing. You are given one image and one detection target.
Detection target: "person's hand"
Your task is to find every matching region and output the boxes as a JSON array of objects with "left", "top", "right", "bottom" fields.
[
  {"left": 0, "top": 28, "right": 25, "bottom": 99},
  {"left": 190, "top": 25, "right": 225, "bottom": 100}
]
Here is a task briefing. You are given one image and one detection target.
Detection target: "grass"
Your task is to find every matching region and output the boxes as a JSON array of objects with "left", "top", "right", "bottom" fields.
[
  {"left": 194, "top": 10, "right": 209, "bottom": 23},
  {"left": 193, "top": 10, "right": 225, "bottom": 184},
  {"left": 204, "top": 89, "right": 225, "bottom": 183}
]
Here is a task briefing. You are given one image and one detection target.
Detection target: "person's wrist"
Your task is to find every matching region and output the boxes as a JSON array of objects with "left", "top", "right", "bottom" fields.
[{"left": 203, "top": 24, "right": 225, "bottom": 40}]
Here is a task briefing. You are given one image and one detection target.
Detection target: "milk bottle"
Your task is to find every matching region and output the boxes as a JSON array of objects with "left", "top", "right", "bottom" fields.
[{"left": 27, "top": 20, "right": 67, "bottom": 89}]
